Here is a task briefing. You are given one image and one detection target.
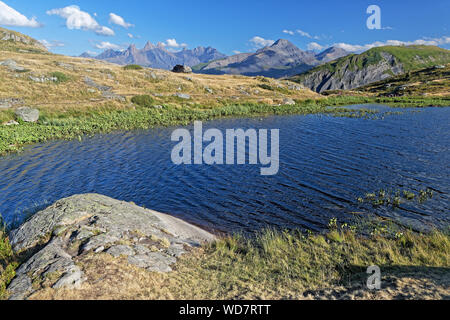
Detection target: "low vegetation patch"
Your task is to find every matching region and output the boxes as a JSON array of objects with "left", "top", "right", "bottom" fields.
[
  {"left": 131, "top": 95, "right": 155, "bottom": 108},
  {"left": 123, "top": 64, "right": 143, "bottom": 71},
  {"left": 0, "top": 219, "right": 18, "bottom": 300},
  {"left": 49, "top": 71, "right": 70, "bottom": 84},
  {"left": 358, "top": 188, "right": 434, "bottom": 207},
  {"left": 0, "top": 96, "right": 449, "bottom": 155},
  {"left": 28, "top": 222, "right": 450, "bottom": 300}
]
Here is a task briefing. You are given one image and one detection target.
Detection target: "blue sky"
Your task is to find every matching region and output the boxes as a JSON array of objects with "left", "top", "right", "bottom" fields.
[{"left": 0, "top": 0, "right": 449, "bottom": 56}]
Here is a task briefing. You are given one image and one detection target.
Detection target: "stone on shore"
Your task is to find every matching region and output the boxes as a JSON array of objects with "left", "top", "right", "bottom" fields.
[
  {"left": 7, "top": 194, "right": 215, "bottom": 300},
  {"left": 15, "top": 107, "right": 39, "bottom": 122}
]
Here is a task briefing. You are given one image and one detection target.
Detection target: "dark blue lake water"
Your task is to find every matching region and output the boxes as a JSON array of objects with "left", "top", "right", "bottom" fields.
[{"left": 0, "top": 105, "right": 449, "bottom": 233}]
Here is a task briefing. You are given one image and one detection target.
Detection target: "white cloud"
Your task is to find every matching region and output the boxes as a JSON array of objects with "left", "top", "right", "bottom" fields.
[
  {"left": 307, "top": 42, "right": 326, "bottom": 51},
  {"left": 249, "top": 36, "right": 275, "bottom": 49},
  {"left": 39, "top": 39, "right": 65, "bottom": 49},
  {"left": 333, "top": 36, "right": 450, "bottom": 52},
  {"left": 47, "top": 5, "right": 114, "bottom": 36},
  {"left": 162, "top": 38, "right": 188, "bottom": 48},
  {"left": 93, "top": 41, "right": 122, "bottom": 50},
  {"left": 297, "top": 29, "right": 320, "bottom": 40},
  {"left": 95, "top": 26, "right": 115, "bottom": 36},
  {"left": 282, "top": 30, "right": 294, "bottom": 36},
  {"left": 0, "top": 1, "right": 41, "bottom": 27},
  {"left": 109, "top": 13, "right": 133, "bottom": 28},
  {"left": 232, "top": 50, "right": 242, "bottom": 54}
]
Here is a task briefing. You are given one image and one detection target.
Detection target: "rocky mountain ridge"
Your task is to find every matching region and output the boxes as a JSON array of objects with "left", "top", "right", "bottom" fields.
[
  {"left": 193, "top": 39, "right": 350, "bottom": 78},
  {"left": 82, "top": 42, "right": 227, "bottom": 70},
  {"left": 290, "top": 45, "right": 450, "bottom": 92}
]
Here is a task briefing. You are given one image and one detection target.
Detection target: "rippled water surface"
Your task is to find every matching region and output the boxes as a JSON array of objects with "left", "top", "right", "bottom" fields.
[{"left": 0, "top": 105, "right": 449, "bottom": 233}]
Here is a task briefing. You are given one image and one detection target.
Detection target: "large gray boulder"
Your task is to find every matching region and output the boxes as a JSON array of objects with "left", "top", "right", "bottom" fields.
[
  {"left": 8, "top": 194, "right": 216, "bottom": 300},
  {"left": 15, "top": 107, "right": 39, "bottom": 122},
  {"left": 172, "top": 65, "right": 192, "bottom": 74}
]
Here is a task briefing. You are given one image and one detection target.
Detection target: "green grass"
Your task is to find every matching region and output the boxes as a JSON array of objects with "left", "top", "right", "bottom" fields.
[
  {"left": 0, "top": 218, "right": 17, "bottom": 300},
  {"left": 2, "top": 214, "right": 449, "bottom": 300},
  {"left": 49, "top": 71, "right": 70, "bottom": 84},
  {"left": 123, "top": 64, "right": 144, "bottom": 71},
  {"left": 159, "top": 222, "right": 450, "bottom": 299},
  {"left": 0, "top": 96, "right": 449, "bottom": 155},
  {"left": 130, "top": 95, "right": 155, "bottom": 108}
]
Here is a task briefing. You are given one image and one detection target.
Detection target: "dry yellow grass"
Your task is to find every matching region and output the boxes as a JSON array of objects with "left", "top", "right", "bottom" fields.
[
  {"left": 0, "top": 48, "right": 318, "bottom": 120},
  {"left": 28, "top": 229, "right": 450, "bottom": 301}
]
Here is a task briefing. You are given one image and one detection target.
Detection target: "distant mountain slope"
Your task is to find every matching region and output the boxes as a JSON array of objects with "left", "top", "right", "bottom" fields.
[
  {"left": 193, "top": 39, "right": 349, "bottom": 78},
  {"left": 0, "top": 27, "right": 47, "bottom": 52},
  {"left": 290, "top": 45, "right": 450, "bottom": 93},
  {"left": 84, "top": 42, "right": 227, "bottom": 70}
]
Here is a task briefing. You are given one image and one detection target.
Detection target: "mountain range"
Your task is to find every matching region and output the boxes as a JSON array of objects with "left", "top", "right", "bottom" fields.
[
  {"left": 193, "top": 39, "right": 349, "bottom": 78},
  {"left": 81, "top": 42, "right": 227, "bottom": 70},
  {"left": 84, "top": 39, "right": 349, "bottom": 78}
]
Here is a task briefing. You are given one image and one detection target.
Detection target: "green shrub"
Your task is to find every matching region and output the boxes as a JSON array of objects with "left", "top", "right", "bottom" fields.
[
  {"left": 258, "top": 84, "right": 274, "bottom": 91},
  {"left": 123, "top": 64, "right": 143, "bottom": 70},
  {"left": 131, "top": 95, "right": 155, "bottom": 108},
  {"left": 50, "top": 71, "right": 70, "bottom": 83},
  {"left": 0, "top": 218, "right": 18, "bottom": 300}
]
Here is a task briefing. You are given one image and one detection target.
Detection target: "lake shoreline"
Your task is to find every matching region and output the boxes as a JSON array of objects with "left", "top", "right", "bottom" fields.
[
  {"left": 1, "top": 193, "right": 449, "bottom": 300},
  {"left": 1, "top": 95, "right": 449, "bottom": 156}
]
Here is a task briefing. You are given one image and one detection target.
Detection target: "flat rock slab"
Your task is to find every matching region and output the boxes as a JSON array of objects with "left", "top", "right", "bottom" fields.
[{"left": 8, "top": 194, "right": 216, "bottom": 300}]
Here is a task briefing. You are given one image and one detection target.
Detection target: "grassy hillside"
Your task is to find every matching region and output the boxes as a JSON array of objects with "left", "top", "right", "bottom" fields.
[
  {"left": 0, "top": 29, "right": 449, "bottom": 155},
  {"left": 0, "top": 27, "right": 47, "bottom": 53},
  {"left": 291, "top": 45, "right": 450, "bottom": 82},
  {"left": 359, "top": 64, "right": 450, "bottom": 96}
]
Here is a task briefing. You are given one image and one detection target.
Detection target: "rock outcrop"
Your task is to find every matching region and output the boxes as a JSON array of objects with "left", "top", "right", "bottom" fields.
[
  {"left": 0, "top": 27, "right": 47, "bottom": 51},
  {"left": 84, "top": 77, "right": 125, "bottom": 102},
  {"left": 0, "top": 59, "right": 25, "bottom": 72},
  {"left": 300, "top": 52, "right": 404, "bottom": 93},
  {"left": 7, "top": 194, "right": 216, "bottom": 300},
  {"left": 290, "top": 45, "right": 450, "bottom": 93}
]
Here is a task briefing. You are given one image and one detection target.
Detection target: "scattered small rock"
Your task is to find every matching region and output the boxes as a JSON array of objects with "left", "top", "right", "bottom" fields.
[
  {"left": 84, "top": 76, "right": 112, "bottom": 92},
  {"left": 3, "top": 120, "right": 19, "bottom": 126},
  {"left": 56, "top": 62, "right": 74, "bottom": 71},
  {"left": 174, "top": 93, "right": 191, "bottom": 100},
  {"left": 102, "top": 91, "right": 126, "bottom": 102},
  {"left": 205, "top": 87, "right": 214, "bottom": 94},
  {"left": 29, "top": 75, "right": 57, "bottom": 83},
  {"left": 283, "top": 98, "right": 296, "bottom": 106},
  {"left": 147, "top": 71, "right": 157, "bottom": 80},
  {"left": 288, "top": 84, "right": 304, "bottom": 91},
  {"left": 0, "top": 98, "right": 23, "bottom": 109}
]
